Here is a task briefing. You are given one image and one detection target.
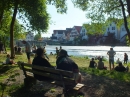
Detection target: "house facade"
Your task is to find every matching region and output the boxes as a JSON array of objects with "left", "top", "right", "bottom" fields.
[
  {"left": 66, "top": 28, "right": 72, "bottom": 41},
  {"left": 52, "top": 30, "right": 66, "bottom": 41},
  {"left": 69, "top": 26, "right": 82, "bottom": 41},
  {"left": 80, "top": 26, "right": 88, "bottom": 40},
  {"left": 26, "top": 32, "right": 34, "bottom": 41},
  {"left": 104, "top": 22, "right": 119, "bottom": 39}
]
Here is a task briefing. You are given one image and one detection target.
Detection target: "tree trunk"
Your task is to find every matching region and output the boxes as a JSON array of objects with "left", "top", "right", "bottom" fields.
[
  {"left": 10, "top": 0, "right": 19, "bottom": 58},
  {"left": 126, "top": 0, "right": 130, "bottom": 16},
  {"left": 0, "top": 10, "right": 4, "bottom": 27},
  {"left": 3, "top": 36, "right": 7, "bottom": 53},
  {"left": 119, "top": 0, "right": 130, "bottom": 43}
]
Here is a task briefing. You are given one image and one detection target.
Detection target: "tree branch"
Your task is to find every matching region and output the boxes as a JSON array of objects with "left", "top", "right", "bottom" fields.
[{"left": 106, "top": 4, "right": 127, "bottom": 13}]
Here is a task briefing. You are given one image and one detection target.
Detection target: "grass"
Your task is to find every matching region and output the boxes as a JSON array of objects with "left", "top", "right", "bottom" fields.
[
  {"left": 0, "top": 52, "right": 130, "bottom": 96},
  {"left": 0, "top": 52, "right": 130, "bottom": 82}
]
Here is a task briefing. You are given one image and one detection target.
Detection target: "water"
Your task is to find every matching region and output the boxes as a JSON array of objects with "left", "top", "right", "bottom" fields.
[{"left": 45, "top": 45, "right": 130, "bottom": 62}]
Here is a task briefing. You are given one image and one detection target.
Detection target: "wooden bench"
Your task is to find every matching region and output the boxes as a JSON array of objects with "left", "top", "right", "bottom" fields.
[{"left": 17, "top": 61, "right": 85, "bottom": 97}]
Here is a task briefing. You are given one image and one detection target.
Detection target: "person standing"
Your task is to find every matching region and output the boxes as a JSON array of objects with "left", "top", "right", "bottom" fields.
[
  {"left": 21, "top": 40, "right": 32, "bottom": 64},
  {"left": 59, "top": 46, "right": 62, "bottom": 52},
  {"left": 55, "top": 47, "right": 59, "bottom": 59},
  {"left": 124, "top": 53, "right": 128, "bottom": 64},
  {"left": 14, "top": 45, "right": 18, "bottom": 53},
  {"left": 43, "top": 46, "right": 49, "bottom": 60},
  {"left": 107, "top": 48, "right": 116, "bottom": 70}
]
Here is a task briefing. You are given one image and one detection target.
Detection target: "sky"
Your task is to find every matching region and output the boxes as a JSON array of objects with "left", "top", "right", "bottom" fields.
[{"left": 42, "top": 0, "right": 91, "bottom": 37}]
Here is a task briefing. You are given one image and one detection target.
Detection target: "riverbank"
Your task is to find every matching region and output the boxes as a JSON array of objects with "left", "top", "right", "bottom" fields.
[
  {"left": 45, "top": 45, "right": 130, "bottom": 62},
  {"left": 0, "top": 53, "right": 130, "bottom": 97}
]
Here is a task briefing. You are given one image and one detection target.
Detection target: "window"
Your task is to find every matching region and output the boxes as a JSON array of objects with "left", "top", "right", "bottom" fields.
[
  {"left": 112, "top": 27, "right": 115, "bottom": 30},
  {"left": 82, "top": 29, "right": 85, "bottom": 32}
]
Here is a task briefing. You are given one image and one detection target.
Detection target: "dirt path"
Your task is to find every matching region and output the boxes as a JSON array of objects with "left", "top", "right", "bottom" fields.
[{"left": 10, "top": 70, "right": 130, "bottom": 97}]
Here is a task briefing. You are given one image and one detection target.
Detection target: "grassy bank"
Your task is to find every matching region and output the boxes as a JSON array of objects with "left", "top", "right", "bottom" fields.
[
  {"left": 0, "top": 52, "right": 130, "bottom": 96},
  {"left": 0, "top": 53, "right": 130, "bottom": 82}
]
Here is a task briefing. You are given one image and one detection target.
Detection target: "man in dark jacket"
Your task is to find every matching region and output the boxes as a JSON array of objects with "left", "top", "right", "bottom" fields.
[{"left": 56, "top": 49, "right": 81, "bottom": 83}]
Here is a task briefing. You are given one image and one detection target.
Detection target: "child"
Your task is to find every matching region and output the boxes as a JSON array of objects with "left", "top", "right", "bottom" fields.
[{"left": 4, "top": 54, "right": 15, "bottom": 64}]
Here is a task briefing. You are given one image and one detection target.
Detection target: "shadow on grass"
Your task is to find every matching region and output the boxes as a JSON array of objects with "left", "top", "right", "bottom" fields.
[
  {"left": 9, "top": 85, "right": 50, "bottom": 97},
  {"left": 0, "top": 65, "right": 16, "bottom": 74},
  {"left": 78, "top": 67, "right": 130, "bottom": 97}
]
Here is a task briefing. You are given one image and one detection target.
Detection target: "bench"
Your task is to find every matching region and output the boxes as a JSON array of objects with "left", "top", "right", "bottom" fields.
[{"left": 17, "top": 61, "right": 85, "bottom": 97}]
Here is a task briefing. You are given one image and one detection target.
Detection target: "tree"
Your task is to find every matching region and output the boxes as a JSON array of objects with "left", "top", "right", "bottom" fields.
[
  {"left": 126, "top": 0, "right": 130, "bottom": 16},
  {"left": 0, "top": 0, "right": 12, "bottom": 25},
  {"left": 4, "top": 0, "right": 50, "bottom": 58},
  {"left": 83, "top": 23, "right": 105, "bottom": 35},
  {"left": 0, "top": 11, "right": 25, "bottom": 52},
  {"left": 34, "top": 33, "right": 41, "bottom": 41},
  {"left": 72, "top": 0, "right": 130, "bottom": 42}
]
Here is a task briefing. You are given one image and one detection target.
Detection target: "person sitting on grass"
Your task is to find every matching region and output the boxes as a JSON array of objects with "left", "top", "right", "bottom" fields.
[
  {"left": 50, "top": 52, "right": 53, "bottom": 55},
  {"left": 116, "top": 58, "right": 121, "bottom": 64},
  {"left": 89, "top": 58, "right": 97, "bottom": 68},
  {"left": 3, "top": 54, "right": 15, "bottom": 65},
  {"left": 114, "top": 62, "right": 128, "bottom": 72},
  {"left": 97, "top": 58, "right": 107, "bottom": 70}
]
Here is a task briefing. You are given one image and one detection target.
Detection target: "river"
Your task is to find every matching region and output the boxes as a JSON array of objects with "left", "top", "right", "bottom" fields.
[{"left": 45, "top": 45, "right": 130, "bottom": 62}]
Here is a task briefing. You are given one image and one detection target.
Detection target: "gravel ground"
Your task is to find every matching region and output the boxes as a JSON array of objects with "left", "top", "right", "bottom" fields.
[{"left": 8, "top": 70, "right": 130, "bottom": 97}]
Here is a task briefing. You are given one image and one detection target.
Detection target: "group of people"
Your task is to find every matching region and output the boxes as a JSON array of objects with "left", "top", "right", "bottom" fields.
[
  {"left": 18, "top": 41, "right": 130, "bottom": 74},
  {"left": 89, "top": 47, "right": 129, "bottom": 72},
  {"left": 14, "top": 46, "right": 22, "bottom": 54},
  {"left": 107, "top": 48, "right": 129, "bottom": 72},
  {"left": 89, "top": 58, "right": 107, "bottom": 70},
  {"left": 1, "top": 39, "right": 129, "bottom": 85},
  {"left": 32, "top": 47, "right": 82, "bottom": 83}
]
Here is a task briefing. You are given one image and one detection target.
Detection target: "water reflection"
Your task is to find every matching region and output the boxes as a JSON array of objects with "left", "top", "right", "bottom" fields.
[{"left": 45, "top": 45, "right": 130, "bottom": 62}]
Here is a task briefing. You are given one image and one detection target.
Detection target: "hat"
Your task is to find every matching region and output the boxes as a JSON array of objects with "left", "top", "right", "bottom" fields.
[{"left": 59, "top": 49, "right": 69, "bottom": 57}]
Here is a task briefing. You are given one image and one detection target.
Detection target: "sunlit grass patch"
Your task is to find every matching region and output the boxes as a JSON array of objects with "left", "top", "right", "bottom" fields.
[{"left": 80, "top": 67, "right": 130, "bottom": 82}]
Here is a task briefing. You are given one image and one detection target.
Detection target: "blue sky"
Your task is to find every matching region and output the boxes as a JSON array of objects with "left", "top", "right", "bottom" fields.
[{"left": 42, "top": 1, "right": 91, "bottom": 37}]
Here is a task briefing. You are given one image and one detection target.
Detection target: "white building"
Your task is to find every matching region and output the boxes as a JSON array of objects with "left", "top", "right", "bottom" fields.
[
  {"left": 69, "top": 26, "right": 82, "bottom": 41},
  {"left": 104, "top": 22, "right": 119, "bottom": 39},
  {"left": 80, "top": 26, "right": 88, "bottom": 40},
  {"left": 26, "top": 32, "right": 34, "bottom": 41},
  {"left": 52, "top": 30, "right": 66, "bottom": 41}
]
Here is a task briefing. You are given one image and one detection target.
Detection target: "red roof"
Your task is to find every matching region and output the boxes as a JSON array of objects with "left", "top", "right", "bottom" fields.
[{"left": 74, "top": 26, "right": 82, "bottom": 33}]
